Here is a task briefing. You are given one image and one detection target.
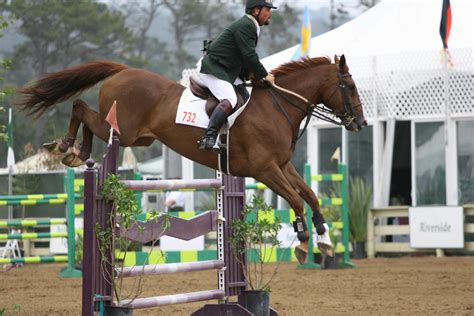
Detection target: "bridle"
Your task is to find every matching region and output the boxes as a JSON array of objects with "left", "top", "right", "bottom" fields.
[
  {"left": 268, "top": 63, "right": 362, "bottom": 143},
  {"left": 324, "top": 64, "right": 362, "bottom": 127}
]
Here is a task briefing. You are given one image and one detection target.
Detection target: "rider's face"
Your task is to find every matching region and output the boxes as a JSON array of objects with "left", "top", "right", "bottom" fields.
[{"left": 257, "top": 7, "right": 272, "bottom": 25}]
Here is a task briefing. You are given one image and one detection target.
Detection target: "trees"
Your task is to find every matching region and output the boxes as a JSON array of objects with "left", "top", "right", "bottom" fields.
[
  {"left": 0, "top": 15, "right": 13, "bottom": 166},
  {"left": 161, "top": 0, "right": 209, "bottom": 73},
  {"left": 2, "top": 0, "right": 134, "bottom": 149},
  {"left": 259, "top": 4, "right": 299, "bottom": 55},
  {"left": 5, "top": 0, "right": 132, "bottom": 74},
  {"left": 116, "top": 0, "right": 173, "bottom": 79}
]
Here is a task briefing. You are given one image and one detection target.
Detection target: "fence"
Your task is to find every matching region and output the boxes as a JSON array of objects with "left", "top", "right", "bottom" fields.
[
  {"left": 367, "top": 205, "right": 474, "bottom": 258},
  {"left": 0, "top": 169, "right": 82, "bottom": 277},
  {"left": 82, "top": 135, "right": 275, "bottom": 315}
]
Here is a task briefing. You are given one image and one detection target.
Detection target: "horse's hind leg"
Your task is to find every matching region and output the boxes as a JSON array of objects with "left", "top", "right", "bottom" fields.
[
  {"left": 61, "top": 124, "right": 94, "bottom": 167},
  {"left": 282, "top": 163, "right": 333, "bottom": 257},
  {"left": 43, "top": 99, "right": 85, "bottom": 154},
  {"left": 254, "top": 164, "right": 310, "bottom": 264},
  {"left": 60, "top": 99, "right": 109, "bottom": 167}
]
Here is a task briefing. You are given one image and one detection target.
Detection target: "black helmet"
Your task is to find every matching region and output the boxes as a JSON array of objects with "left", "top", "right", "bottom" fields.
[{"left": 245, "top": 0, "right": 277, "bottom": 10}]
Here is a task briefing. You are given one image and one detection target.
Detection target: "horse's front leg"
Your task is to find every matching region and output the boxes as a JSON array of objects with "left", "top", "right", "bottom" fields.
[
  {"left": 254, "top": 164, "right": 310, "bottom": 264},
  {"left": 282, "top": 162, "right": 333, "bottom": 257}
]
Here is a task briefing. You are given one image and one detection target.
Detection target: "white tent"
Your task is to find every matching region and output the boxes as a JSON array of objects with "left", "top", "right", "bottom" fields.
[
  {"left": 136, "top": 156, "right": 163, "bottom": 176},
  {"left": 262, "top": 0, "right": 473, "bottom": 71}
]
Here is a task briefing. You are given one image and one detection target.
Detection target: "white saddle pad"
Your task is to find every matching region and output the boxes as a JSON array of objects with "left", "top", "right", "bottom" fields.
[{"left": 176, "top": 87, "right": 253, "bottom": 129}]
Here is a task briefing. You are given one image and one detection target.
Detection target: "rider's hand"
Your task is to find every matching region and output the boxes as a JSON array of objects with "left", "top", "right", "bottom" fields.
[{"left": 264, "top": 73, "right": 275, "bottom": 85}]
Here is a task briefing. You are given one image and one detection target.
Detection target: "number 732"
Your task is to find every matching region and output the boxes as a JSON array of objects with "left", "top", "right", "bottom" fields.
[{"left": 182, "top": 111, "right": 197, "bottom": 124}]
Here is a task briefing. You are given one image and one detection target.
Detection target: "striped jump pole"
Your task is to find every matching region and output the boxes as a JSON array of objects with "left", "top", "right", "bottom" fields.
[
  {"left": 0, "top": 198, "right": 67, "bottom": 206},
  {"left": 118, "top": 290, "right": 225, "bottom": 310},
  {"left": 245, "top": 182, "right": 268, "bottom": 190},
  {"left": 0, "top": 218, "right": 67, "bottom": 227},
  {"left": 0, "top": 231, "right": 68, "bottom": 240},
  {"left": 121, "top": 178, "right": 223, "bottom": 191},
  {"left": 298, "top": 163, "right": 355, "bottom": 269},
  {"left": 0, "top": 193, "right": 70, "bottom": 202},
  {"left": 0, "top": 255, "right": 68, "bottom": 264},
  {"left": 118, "top": 260, "right": 225, "bottom": 277}
]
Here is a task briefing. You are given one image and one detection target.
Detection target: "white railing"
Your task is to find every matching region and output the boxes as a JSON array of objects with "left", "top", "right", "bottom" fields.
[{"left": 367, "top": 205, "right": 474, "bottom": 258}]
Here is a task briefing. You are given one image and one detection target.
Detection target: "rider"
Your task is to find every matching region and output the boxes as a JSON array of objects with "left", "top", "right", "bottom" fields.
[{"left": 197, "top": 0, "right": 276, "bottom": 151}]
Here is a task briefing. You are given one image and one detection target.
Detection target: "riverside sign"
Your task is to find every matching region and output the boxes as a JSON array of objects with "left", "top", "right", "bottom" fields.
[{"left": 409, "top": 206, "right": 464, "bottom": 248}]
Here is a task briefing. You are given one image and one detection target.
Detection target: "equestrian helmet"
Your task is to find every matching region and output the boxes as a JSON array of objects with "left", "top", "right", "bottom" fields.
[{"left": 245, "top": 0, "right": 277, "bottom": 10}]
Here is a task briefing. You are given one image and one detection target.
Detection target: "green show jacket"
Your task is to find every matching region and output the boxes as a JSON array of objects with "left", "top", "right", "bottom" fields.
[{"left": 200, "top": 15, "right": 268, "bottom": 83}]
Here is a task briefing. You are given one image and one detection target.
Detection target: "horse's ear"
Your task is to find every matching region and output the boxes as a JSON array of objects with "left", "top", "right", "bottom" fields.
[
  {"left": 334, "top": 54, "right": 339, "bottom": 64},
  {"left": 340, "top": 54, "right": 346, "bottom": 68}
]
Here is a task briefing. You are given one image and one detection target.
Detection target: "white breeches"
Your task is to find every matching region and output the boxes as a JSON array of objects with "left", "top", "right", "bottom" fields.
[{"left": 197, "top": 72, "right": 237, "bottom": 108}]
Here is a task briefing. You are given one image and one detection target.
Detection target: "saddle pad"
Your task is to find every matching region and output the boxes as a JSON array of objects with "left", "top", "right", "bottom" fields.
[
  {"left": 176, "top": 88, "right": 210, "bottom": 129},
  {"left": 176, "top": 87, "right": 253, "bottom": 129}
]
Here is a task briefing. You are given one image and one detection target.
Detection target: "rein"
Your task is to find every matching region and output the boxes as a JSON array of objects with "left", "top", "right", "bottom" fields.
[
  {"left": 268, "top": 86, "right": 314, "bottom": 144},
  {"left": 266, "top": 63, "right": 362, "bottom": 141},
  {"left": 267, "top": 80, "right": 345, "bottom": 144}
]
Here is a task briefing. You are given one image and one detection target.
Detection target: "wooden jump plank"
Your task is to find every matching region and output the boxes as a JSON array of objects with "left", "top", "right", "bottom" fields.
[{"left": 115, "top": 211, "right": 219, "bottom": 243}]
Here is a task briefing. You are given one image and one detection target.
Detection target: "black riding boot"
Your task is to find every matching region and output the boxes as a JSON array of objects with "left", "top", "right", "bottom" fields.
[{"left": 198, "top": 100, "right": 232, "bottom": 152}]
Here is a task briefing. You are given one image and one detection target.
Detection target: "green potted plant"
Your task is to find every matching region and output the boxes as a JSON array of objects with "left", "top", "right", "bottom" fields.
[
  {"left": 229, "top": 195, "right": 283, "bottom": 316},
  {"left": 348, "top": 177, "right": 373, "bottom": 259},
  {"left": 98, "top": 175, "right": 170, "bottom": 315}
]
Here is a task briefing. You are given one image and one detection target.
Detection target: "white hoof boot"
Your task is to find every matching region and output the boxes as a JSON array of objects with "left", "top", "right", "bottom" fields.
[{"left": 317, "top": 223, "right": 334, "bottom": 257}]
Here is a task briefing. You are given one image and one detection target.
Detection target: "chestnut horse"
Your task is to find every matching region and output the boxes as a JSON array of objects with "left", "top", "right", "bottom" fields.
[{"left": 15, "top": 55, "right": 366, "bottom": 263}]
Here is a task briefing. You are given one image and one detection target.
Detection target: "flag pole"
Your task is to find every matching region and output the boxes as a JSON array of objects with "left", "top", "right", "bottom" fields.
[
  {"left": 106, "top": 100, "right": 120, "bottom": 145},
  {"left": 7, "top": 107, "right": 13, "bottom": 220},
  {"left": 439, "top": 0, "right": 451, "bottom": 146},
  {"left": 439, "top": 0, "right": 452, "bottom": 258}
]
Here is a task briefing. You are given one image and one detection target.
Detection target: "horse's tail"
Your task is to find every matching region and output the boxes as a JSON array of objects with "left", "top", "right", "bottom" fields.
[{"left": 15, "top": 60, "right": 128, "bottom": 118}]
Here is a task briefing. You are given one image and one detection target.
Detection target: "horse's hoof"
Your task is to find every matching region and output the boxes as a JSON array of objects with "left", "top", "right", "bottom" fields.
[
  {"left": 317, "top": 242, "right": 334, "bottom": 257},
  {"left": 61, "top": 153, "right": 85, "bottom": 167},
  {"left": 295, "top": 245, "right": 308, "bottom": 264},
  {"left": 43, "top": 142, "right": 61, "bottom": 154},
  {"left": 317, "top": 223, "right": 334, "bottom": 257}
]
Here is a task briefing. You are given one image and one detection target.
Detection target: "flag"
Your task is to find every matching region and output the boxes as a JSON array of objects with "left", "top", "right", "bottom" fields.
[
  {"left": 439, "top": 0, "right": 452, "bottom": 49},
  {"left": 105, "top": 100, "right": 120, "bottom": 145},
  {"left": 330, "top": 147, "right": 341, "bottom": 163},
  {"left": 105, "top": 100, "right": 120, "bottom": 134},
  {"left": 6, "top": 107, "right": 15, "bottom": 168},
  {"left": 292, "top": 4, "right": 312, "bottom": 60}
]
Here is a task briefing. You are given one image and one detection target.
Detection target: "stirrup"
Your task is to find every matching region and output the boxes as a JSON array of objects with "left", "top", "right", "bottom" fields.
[
  {"left": 212, "top": 134, "right": 222, "bottom": 153},
  {"left": 198, "top": 136, "right": 216, "bottom": 150}
]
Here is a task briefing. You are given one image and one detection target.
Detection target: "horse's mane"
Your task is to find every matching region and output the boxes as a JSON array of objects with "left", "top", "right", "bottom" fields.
[{"left": 271, "top": 56, "right": 331, "bottom": 78}]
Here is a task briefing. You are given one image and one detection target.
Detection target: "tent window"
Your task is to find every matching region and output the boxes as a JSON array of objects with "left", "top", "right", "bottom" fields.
[
  {"left": 457, "top": 120, "right": 474, "bottom": 204},
  {"left": 318, "top": 127, "right": 342, "bottom": 196},
  {"left": 414, "top": 122, "right": 446, "bottom": 205},
  {"left": 348, "top": 126, "right": 373, "bottom": 189}
]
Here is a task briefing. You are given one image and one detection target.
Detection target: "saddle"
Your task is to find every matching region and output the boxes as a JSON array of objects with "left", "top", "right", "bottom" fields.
[{"left": 189, "top": 75, "right": 249, "bottom": 116}]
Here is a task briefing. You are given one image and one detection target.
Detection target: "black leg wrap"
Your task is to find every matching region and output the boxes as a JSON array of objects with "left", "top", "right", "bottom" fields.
[
  {"left": 293, "top": 216, "right": 308, "bottom": 241},
  {"left": 312, "top": 212, "right": 327, "bottom": 235}
]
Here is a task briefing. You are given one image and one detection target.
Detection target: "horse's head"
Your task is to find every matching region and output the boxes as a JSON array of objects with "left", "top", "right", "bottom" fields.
[{"left": 322, "top": 55, "right": 366, "bottom": 132}]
